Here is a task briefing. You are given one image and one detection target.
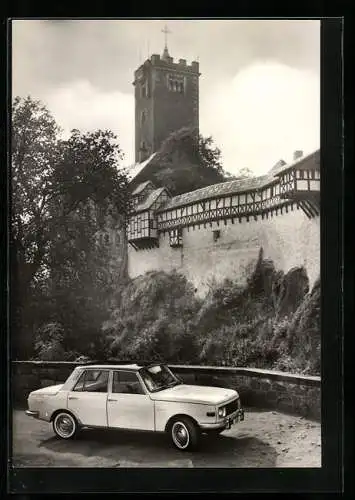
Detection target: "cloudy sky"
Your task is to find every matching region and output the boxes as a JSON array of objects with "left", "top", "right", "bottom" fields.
[{"left": 12, "top": 19, "right": 320, "bottom": 176}]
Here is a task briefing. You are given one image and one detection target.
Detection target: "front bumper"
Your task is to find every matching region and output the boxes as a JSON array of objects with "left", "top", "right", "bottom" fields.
[
  {"left": 200, "top": 408, "right": 245, "bottom": 430},
  {"left": 25, "top": 410, "right": 39, "bottom": 418}
]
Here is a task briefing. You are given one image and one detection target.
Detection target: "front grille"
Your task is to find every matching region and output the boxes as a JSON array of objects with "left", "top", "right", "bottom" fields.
[{"left": 225, "top": 398, "right": 239, "bottom": 416}]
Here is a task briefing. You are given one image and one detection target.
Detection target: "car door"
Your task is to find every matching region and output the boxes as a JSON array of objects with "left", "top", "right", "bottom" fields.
[
  {"left": 67, "top": 369, "right": 109, "bottom": 427},
  {"left": 107, "top": 370, "right": 155, "bottom": 431}
]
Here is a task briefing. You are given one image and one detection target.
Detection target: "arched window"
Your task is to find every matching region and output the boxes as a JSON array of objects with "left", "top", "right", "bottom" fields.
[
  {"left": 141, "top": 80, "right": 148, "bottom": 98},
  {"left": 141, "top": 110, "right": 147, "bottom": 125},
  {"left": 167, "top": 74, "right": 185, "bottom": 93}
]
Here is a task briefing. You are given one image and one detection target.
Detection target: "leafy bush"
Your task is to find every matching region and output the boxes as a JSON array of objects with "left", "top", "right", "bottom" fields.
[
  {"left": 34, "top": 250, "right": 319, "bottom": 374},
  {"left": 104, "top": 270, "right": 201, "bottom": 363},
  {"left": 101, "top": 256, "right": 320, "bottom": 375},
  {"left": 134, "top": 126, "right": 230, "bottom": 196},
  {"left": 188, "top": 248, "right": 317, "bottom": 374},
  {"left": 33, "top": 322, "right": 76, "bottom": 361}
]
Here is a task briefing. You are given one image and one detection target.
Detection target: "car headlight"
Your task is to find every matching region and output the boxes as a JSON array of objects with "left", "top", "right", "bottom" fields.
[{"left": 218, "top": 407, "right": 226, "bottom": 418}]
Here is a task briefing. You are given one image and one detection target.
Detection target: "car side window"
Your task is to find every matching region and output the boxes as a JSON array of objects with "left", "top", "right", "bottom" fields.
[
  {"left": 73, "top": 370, "right": 109, "bottom": 393},
  {"left": 112, "top": 371, "right": 145, "bottom": 395}
]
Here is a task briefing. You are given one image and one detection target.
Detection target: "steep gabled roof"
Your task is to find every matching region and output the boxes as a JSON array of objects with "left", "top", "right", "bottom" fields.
[
  {"left": 134, "top": 187, "right": 169, "bottom": 213},
  {"left": 126, "top": 153, "right": 157, "bottom": 182},
  {"left": 132, "top": 180, "right": 155, "bottom": 196},
  {"left": 268, "top": 159, "right": 287, "bottom": 175},
  {"left": 272, "top": 149, "right": 320, "bottom": 176}
]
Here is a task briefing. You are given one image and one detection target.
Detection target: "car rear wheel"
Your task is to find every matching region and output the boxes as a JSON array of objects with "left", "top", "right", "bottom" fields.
[
  {"left": 53, "top": 412, "right": 78, "bottom": 439},
  {"left": 170, "top": 417, "right": 200, "bottom": 451}
]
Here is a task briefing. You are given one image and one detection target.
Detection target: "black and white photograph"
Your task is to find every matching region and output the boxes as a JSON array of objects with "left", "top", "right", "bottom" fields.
[{"left": 10, "top": 19, "right": 323, "bottom": 472}]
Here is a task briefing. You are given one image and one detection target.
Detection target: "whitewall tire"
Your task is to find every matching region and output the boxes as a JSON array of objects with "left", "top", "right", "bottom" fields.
[
  {"left": 170, "top": 417, "right": 200, "bottom": 451},
  {"left": 53, "top": 412, "right": 78, "bottom": 440}
]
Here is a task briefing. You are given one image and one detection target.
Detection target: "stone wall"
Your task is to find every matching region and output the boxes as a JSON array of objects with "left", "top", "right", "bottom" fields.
[
  {"left": 128, "top": 207, "right": 320, "bottom": 296},
  {"left": 11, "top": 361, "right": 84, "bottom": 407},
  {"left": 12, "top": 361, "right": 320, "bottom": 421},
  {"left": 170, "top": 365, "right": 321, "bottom": 421}
]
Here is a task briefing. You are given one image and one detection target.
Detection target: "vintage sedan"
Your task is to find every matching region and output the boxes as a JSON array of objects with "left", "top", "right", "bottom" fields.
[{"left": 25, "top": 363, "right": 245, "bottom": 450}]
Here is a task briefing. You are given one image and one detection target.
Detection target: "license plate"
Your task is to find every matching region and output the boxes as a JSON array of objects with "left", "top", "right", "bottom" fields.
[{"left": 226, "top": 411, "right": 244, "bottom": 428}]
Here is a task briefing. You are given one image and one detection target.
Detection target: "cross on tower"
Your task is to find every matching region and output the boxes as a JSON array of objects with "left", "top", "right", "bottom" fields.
[{"left": 162, "top": 24, "right": 171, "bottom": 49}]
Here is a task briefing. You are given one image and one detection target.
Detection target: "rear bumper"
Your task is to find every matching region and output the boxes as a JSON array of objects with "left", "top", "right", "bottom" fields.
[
  {"left": 25, "top": 410, "right": 39, "bottom": 418},
  {"left": 200, "top": 408, "right": 245, "bottom": 430}
]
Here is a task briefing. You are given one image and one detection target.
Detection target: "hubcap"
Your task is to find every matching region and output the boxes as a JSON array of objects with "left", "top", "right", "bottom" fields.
[
  {"left": 172, "top": 422, "right": 190, "bottom": 449},
  {"left": 55, "top": 414, "right": 75, "bottom": 438}
]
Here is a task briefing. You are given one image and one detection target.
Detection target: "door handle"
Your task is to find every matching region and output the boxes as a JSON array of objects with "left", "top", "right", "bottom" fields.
[
  {"left": 108, "top": 398, "right": 117, "bottom": 402},
  {"left": 68, "top": 396, "right": 79, "bottom": 400}
]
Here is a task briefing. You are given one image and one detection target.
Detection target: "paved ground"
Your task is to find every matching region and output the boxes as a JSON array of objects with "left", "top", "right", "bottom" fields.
[{"left": 11, "top": 409, "right": 321, "bottom": 468}]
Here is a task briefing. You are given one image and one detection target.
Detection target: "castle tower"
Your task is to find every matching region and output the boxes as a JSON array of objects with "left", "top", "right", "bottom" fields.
[{"left": 133, "top": 27, "right": 200, "bottom": 162}]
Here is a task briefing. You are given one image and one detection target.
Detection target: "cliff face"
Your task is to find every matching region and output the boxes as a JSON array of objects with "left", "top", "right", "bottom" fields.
[{"left": 104, "top": 251, "right": 321, "bottom": 375}]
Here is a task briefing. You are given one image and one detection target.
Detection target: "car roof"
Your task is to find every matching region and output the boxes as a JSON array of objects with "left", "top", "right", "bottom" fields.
[{"left": 78, "top": 364, "right": 143, "bottom": 371}]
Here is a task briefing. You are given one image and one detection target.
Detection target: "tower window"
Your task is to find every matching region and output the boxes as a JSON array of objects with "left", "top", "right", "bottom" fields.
[
  {"left": 141, "top": 81, "right": 148, "bottom": 98},
  {"left": 167, "top": 74, "right": 185, "bottom": 93},
  {"left": 139, "top": 141, "right": 149, "bottom": 162},
  {"left": 141, "top": 110, "right": 147, "bottom": 125}
]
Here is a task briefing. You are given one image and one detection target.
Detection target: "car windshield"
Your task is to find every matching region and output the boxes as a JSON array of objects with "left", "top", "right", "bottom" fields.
[{"left": 139, "top": 364, "right": 182, "bottom": 393}]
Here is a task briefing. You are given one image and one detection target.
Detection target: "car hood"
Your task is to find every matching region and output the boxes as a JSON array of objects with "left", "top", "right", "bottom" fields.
[
  {"left": 149, "top": 384, "right": 238, "bottom": 405},
  {"left": 30, "top": 384, "right": 64, "bottom": 396}
]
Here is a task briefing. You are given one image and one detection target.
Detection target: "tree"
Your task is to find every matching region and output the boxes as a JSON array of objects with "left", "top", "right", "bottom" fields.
[
  {"left": 11, "top": 96, "right": 130, "bottom": 358},
  {"left": 135, "top": 126, "right": 230, "bottom": 196}
]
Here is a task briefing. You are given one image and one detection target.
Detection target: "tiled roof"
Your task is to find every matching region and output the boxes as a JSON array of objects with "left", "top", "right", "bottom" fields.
[
  {"left": 158, "top": 149, "right": 319, "bottom": 211},
  {"left": 126, "top": 153, "right": 157, "bottom": 181},
  {"left": 272, "top": 149, "right": 320, "bottom": 175},
  {"left": 135, "top": 187, "right": 167, "bottom": 212},
  {"left": 132, "top": 180, "right": 154, "bottom": 196},
  {"left": 268, "top": 159, "right": 287, "bottom": 175},
  {"left": 158, "top": 175, "right": 273, "bottom": 211}
]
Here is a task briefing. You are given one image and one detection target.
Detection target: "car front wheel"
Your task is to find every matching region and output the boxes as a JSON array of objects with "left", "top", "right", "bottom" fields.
[
  {"left": 53, "top": 411, "right": 78, "bottom": 440},
  {"left": 170, "top": 417, "right": 200, "bottom": 451}
]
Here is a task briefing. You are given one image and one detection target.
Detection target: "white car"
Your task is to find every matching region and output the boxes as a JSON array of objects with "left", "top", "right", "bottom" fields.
[{"left": 25, "top": 363, "right": 245, "bottom": 451}]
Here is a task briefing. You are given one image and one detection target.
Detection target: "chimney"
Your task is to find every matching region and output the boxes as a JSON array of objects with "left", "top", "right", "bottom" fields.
[{"left": 293, "top": 150, "right": 303, "bottom": 161}]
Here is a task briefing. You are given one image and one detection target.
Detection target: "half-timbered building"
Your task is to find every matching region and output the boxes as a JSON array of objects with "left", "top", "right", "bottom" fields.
[
  {"left": 127, "top": 149, "right": 320, "bottom": 294},
  {"left": 126, "top": 43, "right": 320, "bottom": 295}
]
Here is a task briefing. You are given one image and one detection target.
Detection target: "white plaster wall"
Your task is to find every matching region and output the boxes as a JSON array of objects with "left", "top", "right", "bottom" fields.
[{"left": 128, "top": 205, "right": 320, "bottom": 296}]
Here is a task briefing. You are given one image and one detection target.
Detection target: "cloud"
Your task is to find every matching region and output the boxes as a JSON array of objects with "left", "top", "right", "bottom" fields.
[
  {"left": 12, "top": 19, "right": 320, "bottom": 96},
  {"left": 200, "top": 61, "right": 320, "bottom": 175},
  {"left": 12, "top": 19, "right": 320, "bottom": 177},
  {"left": 40, "top": 62, "right": 320, "bottom": 177},
  {"left": 42, "top": 80, "right": 135, "bottom": 166}
]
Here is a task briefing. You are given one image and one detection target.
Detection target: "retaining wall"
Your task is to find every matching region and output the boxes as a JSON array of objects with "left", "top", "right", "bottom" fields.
[
  {"left": 11, "top": 361, "right": 321, "bottom": 421},
  {"left": 128, "top": 208, "right": 320, "bottom": 296}
]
